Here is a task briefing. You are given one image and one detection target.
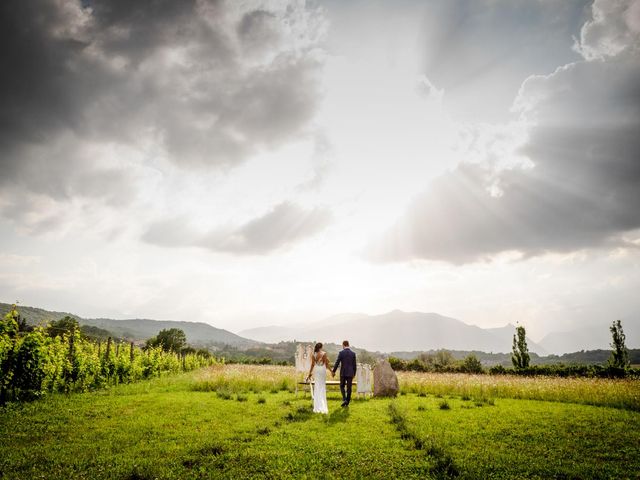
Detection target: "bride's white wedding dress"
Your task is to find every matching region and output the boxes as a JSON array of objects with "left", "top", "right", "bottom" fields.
[{"left": 312, "top": 356, "right": 328, "bottom": 414}]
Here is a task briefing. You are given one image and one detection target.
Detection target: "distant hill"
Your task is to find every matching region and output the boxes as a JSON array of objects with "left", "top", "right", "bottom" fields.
[
  {"left": 539, "top": 322, "right": 640, "bottom": 355},
  {"left": 239, "top": 325, "right": 302, "bottom": 344},
  {"left": 82, "top": 317, "right": 256, "bottom": 347},
  {"left": 0, "top": 302, "right": 257, "bottom": 347},
  {"left": 0, "top": 303, "right": 81, "bottom": 326},
  {"left": 240, "top": 310, "right": 545, "bottom": 354},
  {"left": 240, "top": 312, "right": 369, "bottom": 344}
]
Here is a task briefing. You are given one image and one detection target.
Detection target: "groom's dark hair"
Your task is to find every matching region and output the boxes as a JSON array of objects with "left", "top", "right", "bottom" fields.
[{"left": 342, "top": 340, "right": 349, "bottom": 347}]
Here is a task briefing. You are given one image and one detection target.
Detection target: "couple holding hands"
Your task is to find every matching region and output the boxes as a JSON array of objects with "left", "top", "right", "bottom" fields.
[{"left": 306, "top": 340, "right": 357, "bottom": 414}]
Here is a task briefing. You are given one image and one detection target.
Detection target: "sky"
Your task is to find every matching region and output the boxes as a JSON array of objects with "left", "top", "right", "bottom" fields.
[{"left": 1, "top": 0, "right": 639, "bottom": 343}]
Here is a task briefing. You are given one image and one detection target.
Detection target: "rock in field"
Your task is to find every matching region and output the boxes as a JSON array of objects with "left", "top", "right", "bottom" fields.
[{"left": 373, "top": 359, "right": 399, "bottom": 397}]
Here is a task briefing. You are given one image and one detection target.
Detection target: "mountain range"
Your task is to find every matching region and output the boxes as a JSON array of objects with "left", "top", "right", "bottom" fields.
[
  {"left": 240, "top": 310, "right": 547, "bottom": 354},
  {"left": 0, "top": 302, "right": 255, "bottom": 347},
  {"left": 240, "top": 311, "right": 639, "bottom": 354}
]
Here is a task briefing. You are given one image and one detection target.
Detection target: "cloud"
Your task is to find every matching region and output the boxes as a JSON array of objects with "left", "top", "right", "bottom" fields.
[
  {"left": 0, "top": 133, "right": 135, "bottom": 203},
  {"left": 0, "top": 132, "right": 138, "bottom": 235},
  {"left": 143, "top": 201, "right": 331, "bottom": 254},
  {"left": 577, "top": 0, "right": 640, "bottom": 59},
  {"left": 419, "top": 0, "right": 591, "bottom": 122},
  {"left": 0, "top": 0, "right": 326, "bottom": 232},
  {"left": 371, "top": 0, "right": 640, "bottom": 264}
]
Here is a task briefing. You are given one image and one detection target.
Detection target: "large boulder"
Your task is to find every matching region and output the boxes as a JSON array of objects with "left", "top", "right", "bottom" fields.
[{"left": 373, "top": 359, "right": 399, "bottom": 397}]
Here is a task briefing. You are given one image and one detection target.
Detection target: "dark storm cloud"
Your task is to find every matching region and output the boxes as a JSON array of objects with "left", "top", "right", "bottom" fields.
[
  {"left": 88, "top": 0, "right": 201, "bottom": 61},
  {"left": 372, "top": 1, "right": 640, "bottom": 264},
  {"left": 0, "top": 0, "right": 325, "bottom": 230},
  {"left": 143, "top": 201, "right": 331, "bottom": 254}
]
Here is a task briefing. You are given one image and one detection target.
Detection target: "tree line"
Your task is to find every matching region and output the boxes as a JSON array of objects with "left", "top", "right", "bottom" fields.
[{"left": 388, "top": 320, "right": 637, "bottom": 377}]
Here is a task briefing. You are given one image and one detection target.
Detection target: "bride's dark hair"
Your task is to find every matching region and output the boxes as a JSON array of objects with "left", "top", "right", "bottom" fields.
[{"left": 314, "top": 342, "right": 323, "bottom": 353}]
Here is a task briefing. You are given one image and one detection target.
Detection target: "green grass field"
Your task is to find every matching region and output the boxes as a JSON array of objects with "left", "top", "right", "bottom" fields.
[{"left": 1, "top": 365, "right": 639, "bottom": 479}]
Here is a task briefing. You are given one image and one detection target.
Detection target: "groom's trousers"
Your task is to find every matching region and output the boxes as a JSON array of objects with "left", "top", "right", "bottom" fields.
[{"left": 340, "top": 375, "right": 353, "bottom": 404}]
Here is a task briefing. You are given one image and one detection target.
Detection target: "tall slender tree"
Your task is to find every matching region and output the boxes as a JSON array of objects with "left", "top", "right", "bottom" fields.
[
  {"left": 512, "top": 325, "right": 530, "bottom": 369},
  {"left": 608, "top": 320, "right": 629, "bottom": 369}
]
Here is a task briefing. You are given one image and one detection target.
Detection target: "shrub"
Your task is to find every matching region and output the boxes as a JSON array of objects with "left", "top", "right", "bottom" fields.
[
  {"left": 406, "top": 359, "right": 428, "bottom": 372},
  {"left": 461, "top": 354, "right": 484, "bottom": 374},
  {"left": 388, "top": 357, "right": 407, "bottom": 371},
  {"left": 11, "top": 330, "right": 49, "bottom": 398}
]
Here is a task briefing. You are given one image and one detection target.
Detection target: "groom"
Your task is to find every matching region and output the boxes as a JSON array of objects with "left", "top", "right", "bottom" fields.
[{"left": 332, "top": 340, "right": 357, "bottom": 407}]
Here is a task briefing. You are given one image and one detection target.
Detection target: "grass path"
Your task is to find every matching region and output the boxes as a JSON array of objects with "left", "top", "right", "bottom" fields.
[
  {"left": 212, "top": 396, "right": 437, "bottom": 479},
  {"left": 1, "top": 368, "right": 639, "bottom": 479}
]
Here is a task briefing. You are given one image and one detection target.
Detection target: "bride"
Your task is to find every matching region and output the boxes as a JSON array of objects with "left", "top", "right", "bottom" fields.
[{"left": 306, "top": 342, "right": 330, "bottom": 414}]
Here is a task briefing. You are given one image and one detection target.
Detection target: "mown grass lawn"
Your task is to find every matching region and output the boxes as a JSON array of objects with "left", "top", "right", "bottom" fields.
[{"left": 1, "top": 366, "right": 639, "bottom": 479}]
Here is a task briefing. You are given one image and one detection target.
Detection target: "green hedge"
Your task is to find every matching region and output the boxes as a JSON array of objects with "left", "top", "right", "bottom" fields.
[{"left": 488, "top": 363, "right": 639, "bottom": 378}]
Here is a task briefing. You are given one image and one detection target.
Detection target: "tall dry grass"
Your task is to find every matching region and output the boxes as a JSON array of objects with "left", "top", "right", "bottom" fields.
[
  {"left": 192, "top": 364, "right": 297, "bottom": 393},
  {"left": 398, "top": 371, "right": 640, "bottom": 411},
  {"left": 190, "top": 364, "right": 640, "bottom": 411}
]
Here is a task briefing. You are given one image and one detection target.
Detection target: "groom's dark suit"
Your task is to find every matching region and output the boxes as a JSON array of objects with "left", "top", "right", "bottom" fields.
[{"left": 332, "top": 347, "right": 357, "bottom": 406}]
